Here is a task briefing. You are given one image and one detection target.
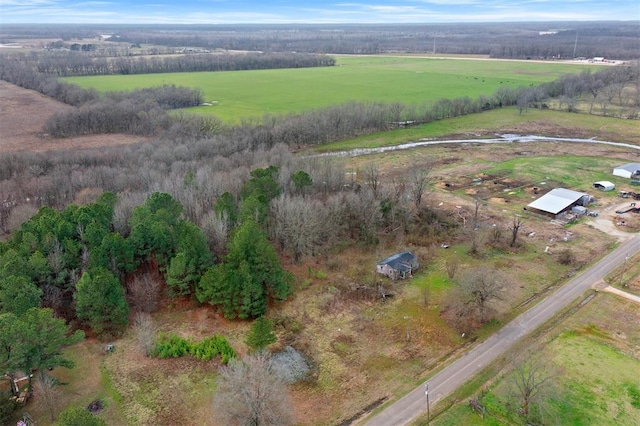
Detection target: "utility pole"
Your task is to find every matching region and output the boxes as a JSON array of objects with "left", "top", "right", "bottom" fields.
[
  {"left": 573, "top": 31, "right": 578, "bottom": 58},
  {"left": 433, "top": 37, "right": 436, "bottom": 54},
  {"left": 425, "top": 382, "right": 430, "bottom": 424},
  {"left": 404, "top": 316, "right": 410, "bottom": 342},
  {"left": 620, "top": 254, "right": 630, "bottom": 287}
]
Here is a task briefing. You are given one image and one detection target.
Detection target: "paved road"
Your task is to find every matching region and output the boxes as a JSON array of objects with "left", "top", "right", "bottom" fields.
[{"left": 364, "top": 234, "right": 640, "bottom": 426}]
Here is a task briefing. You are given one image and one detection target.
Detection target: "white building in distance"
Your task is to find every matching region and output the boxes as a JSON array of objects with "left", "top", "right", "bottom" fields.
[{"left": 613, "top": 163, "right": 640, "bottom": 179}]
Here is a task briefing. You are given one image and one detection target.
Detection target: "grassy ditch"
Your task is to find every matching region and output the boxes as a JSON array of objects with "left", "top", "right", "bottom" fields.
[{"left": 430, "top": 294, "right": 640, "bottom": 426}]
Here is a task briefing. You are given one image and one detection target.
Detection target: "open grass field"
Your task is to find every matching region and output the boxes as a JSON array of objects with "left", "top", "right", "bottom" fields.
[
  {"left": 432, "top": 293, "right": 640, "bottom": 426},
  {"left": 62, "top": 56, "right": 595, "bottom": 121},
  {"left": 310, "top": 107, "right": 640, "bottom": 153}
]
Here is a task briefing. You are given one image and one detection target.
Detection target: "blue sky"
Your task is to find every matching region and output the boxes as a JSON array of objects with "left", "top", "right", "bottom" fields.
[{"left": 1, "top": 0, "right": 638, "bottom": 24}]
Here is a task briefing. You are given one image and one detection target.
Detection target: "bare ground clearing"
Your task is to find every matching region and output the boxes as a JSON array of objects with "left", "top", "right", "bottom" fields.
[{"left": 0, "top": 80, "right": 148, "bottom": 154}]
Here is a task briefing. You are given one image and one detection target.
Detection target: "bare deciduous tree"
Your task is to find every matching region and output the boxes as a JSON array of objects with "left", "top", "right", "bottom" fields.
[
  {"left": 409, "top": 161, "right": 433, "bottom": 209},
  {"left": 200, "top": 210, "right": 230, "bottom": 258},
  {"left": 390, "top": 176, "right": 406, "bottom": 205},
  {"left": 458, "top": 266, "right": 504, "bottom": 323},
  {"left": 34, "top": 372, "right": 61, "bottom": 421},
  {"left": 467, "top": 227, "right": 485, "bottom": 256},
  {"left": 6, "top": 203, "right": 39, "bottom": 233},
  {"left": 343, "top": 189, "right": 383, "bottom": 244},
  {"left": 510, "top": 215, "right": 524, "bottom": 248},
  {"left": 517, "top": 89, "right": 533, "bottom": 115},
  {"left": 112, "top": 191, "right": 148, "bottom": 237},
  {"left": 388, "top": 102, "right": 405, "bottom": 122},
  {"left": 445, "top": 257, "right": 460, "bottom": 280},
  {"left": 559, "top": 95, "right": 577, "bottom": 112},
  {"left": 364, "top": 162, "right": 381, "bottom": 199},
  {"left": 269, "top": 194, "right": 329, "bottom": 262},
  {"left": 511, "top": 352, "right": 556, "bottom": 419},
  {"left": 134, "top": 312, "right": 156, "bottom": 357},
  {"left": 489, "top": 225, "right": 503, "bottom": 246},
  {"left": 128, "top": 274, "right": 162, "bottom": 313},
  {"left": 212, "top": 352, "right": 293, "bottom": 426},
  {"left": 473, "top": 197, "right": 481, "bottom": 225}
]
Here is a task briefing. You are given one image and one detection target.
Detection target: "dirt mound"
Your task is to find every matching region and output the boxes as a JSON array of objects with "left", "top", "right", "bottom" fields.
[{"left": 87, "top": 399, "right": 104, "bottom": 413}]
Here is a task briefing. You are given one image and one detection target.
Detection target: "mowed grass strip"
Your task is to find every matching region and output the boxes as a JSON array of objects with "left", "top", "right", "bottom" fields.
[{"left": 63, "top": 56, "right": 594, "bottom": 121}]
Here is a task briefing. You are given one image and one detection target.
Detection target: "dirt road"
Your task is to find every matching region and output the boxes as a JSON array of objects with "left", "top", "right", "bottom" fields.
[
  {"left": 364, "top": 234, "right": 640, "bottom": 426},
  {"left": 601, "top": 285, "right": 640, "bottom": 304}
]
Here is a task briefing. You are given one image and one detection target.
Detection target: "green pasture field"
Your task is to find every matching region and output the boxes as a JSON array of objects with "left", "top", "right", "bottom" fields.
[
  {"left": 484, "top": 155, "right": 626, "bottom": 193},
  {"left": 62, "top": 56, "right": 594, "bottom": 121},
  {"left": 309, "top": 108, "right": 640, "bottom": 153},
  {"left": 433, "top": 295, "right": 640, "bottom": 426}
]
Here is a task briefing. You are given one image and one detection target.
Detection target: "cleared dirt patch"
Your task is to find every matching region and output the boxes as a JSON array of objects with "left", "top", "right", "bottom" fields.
[{"left": 0, "top": 80, "right": 147, "bottom": 154}]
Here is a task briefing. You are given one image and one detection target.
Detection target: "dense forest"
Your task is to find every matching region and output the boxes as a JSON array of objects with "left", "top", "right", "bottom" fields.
[{"left": 2, "top": 22, "right": 638, "bottom": 60}]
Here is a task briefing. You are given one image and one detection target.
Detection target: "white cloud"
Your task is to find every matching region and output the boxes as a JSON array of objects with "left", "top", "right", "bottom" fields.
[{"left": 0, "top": 0, "right": 56, "bottom": 5}]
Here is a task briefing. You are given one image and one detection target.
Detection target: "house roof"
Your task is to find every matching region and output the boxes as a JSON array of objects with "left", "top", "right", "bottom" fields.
[
  {"left": 377, "top": 251, "right": 416, "bottom": 272},
  {"left": 614, "top": 163, "right": 640, "bottom": 173},
  {"left": 527, "top": 188, "right": 588, "bottom": 215}
]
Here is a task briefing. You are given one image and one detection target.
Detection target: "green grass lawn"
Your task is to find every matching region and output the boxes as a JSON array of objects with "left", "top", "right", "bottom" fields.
[
  {"left": 63, "top": 56, "right": 594, "bottom": 122},
  {"left": 432, "top": 295, "right": 640, "bottom": 426},
  {"left": 485, "top": 155, "right": 628, "bottom": 193},
  {"left": 308, "top": 107, "right": 640, "bottom": 153},
  {"left": 434, "top": 333, "right": 640, "bottom": 426}
]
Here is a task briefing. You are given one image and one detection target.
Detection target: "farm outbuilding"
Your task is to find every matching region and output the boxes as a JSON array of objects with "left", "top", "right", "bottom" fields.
[
  {"left": 525, "top": 188, "right": 591, "bottom": 218},
  {"left": 376, "top": 252, "right": 419, "bottom": 280},
  {"left": 593, "top": 181, "right": 615, "bottom": 191},
  {"left": 612, "top": 163, "right": 640, "bottom": 179}
]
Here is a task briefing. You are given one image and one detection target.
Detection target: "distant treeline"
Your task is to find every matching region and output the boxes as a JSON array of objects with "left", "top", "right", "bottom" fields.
[
  {"left": 3, "top": 23, "right": 638, "bottom": 61},
  {"left": 105, "top": 22, "right": 640, "bottom": 60},
  {"left": 28, "top": 51, "right": 335, "bottom": 77},
  {"left": 0, "top": 57, "right": 209, "bottom": 137}
]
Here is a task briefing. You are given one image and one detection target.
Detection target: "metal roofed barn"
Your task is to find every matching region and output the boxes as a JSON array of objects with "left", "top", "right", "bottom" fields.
[
  {"left": 613, "top": 163, "right": 640, "bottom": 179},
  {"left": 525, "top": 188, "right": 591, "bottom": 218}
]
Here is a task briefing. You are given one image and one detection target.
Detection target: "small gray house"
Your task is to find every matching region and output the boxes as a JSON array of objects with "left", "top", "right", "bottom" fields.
[{"left": 376, "top": 252, "right": 419, "bottom": 280}]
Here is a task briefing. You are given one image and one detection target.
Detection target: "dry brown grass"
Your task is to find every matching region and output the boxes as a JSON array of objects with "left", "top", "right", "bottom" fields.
[{"left": 0, "top": 80, "right": 147, "bottom": 155}]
